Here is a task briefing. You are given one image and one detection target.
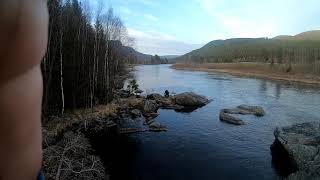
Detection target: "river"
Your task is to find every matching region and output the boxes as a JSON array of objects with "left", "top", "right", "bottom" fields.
[{"left": 99, "top": 64, "right": 320, "bottom": 180}]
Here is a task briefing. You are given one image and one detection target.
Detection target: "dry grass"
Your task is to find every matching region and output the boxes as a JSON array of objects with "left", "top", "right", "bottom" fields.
[
  {"left": 172, "top": 63, "right": 320, "bottom": 85},
  {"left": 44, "top": 96, "right": 147, "bottom": 136},
  {"left": 45, "top": 103, "right": 120, "bottom": 136}
]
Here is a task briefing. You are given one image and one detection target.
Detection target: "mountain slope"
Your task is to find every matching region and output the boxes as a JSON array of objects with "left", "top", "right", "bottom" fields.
[
  {"left": 110, "top": 41, "right": 152, "bottom": 63},
  {"left": 177, "top": 30, "right": 320, "bottom": 64},
  {"left": 274, "top": 30, "right": 320, "bottom": 41}
]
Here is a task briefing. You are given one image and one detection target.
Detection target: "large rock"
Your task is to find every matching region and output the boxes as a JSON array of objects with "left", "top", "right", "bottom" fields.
[
  {"left": 127, "top": 97, "right": 145, "bottom": 110},
  {"left": 147, "top": 93, "right": 177, "bottom": 108},
  {"left": 237, "top": 105, "right": 265, "bottom": 117},
  {"left": 173, "top": 92, "right": 209, "bottom": 107},
  {"left": 147, "top": 93, "right": 165, "bottom": 101},
  {"left": 222, "top": 105, "right": 265, "bottom": 117},
  {"left": 219, "top": 111, "right": 245, "bottom": 125},
  {"left": 273, "top": 122, "right": 320, "bottom": 180},
  {"left": 143, "top": 100, "right": 158, "bottom": 113}
]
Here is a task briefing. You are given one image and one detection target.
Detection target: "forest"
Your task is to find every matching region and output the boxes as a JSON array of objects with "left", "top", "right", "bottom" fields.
[
  {"left": 178, "top": 38, "right": 320, "bottom": 74},
  {"left": 42, "top": 0, "right": 135, "bottom": 118}
]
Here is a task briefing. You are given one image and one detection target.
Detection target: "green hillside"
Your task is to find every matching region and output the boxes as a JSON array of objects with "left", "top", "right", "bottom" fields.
[
  {"left": 274, "top": 30, "right": 320, "bottom": 41},
  {"left": 177, "top": 31, "right": 320, "bottom": 65}
]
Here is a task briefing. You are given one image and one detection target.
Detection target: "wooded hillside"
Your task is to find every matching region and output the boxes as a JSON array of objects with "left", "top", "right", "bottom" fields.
[
  {"left": 42, "top": 0, "right": 135, "bottom": 117},
  {"left": 177, "top": 32, "right": 320, "bottom": 73}
]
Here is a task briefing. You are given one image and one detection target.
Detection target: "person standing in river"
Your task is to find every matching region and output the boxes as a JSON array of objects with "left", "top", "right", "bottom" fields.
[{"left": 0, "top": 0, "right": 48, "bottom": 179}]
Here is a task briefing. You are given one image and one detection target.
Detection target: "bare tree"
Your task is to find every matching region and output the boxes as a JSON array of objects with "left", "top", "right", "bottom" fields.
[{"left": 43, "top": 132, "right": 106, "bottom": 180}]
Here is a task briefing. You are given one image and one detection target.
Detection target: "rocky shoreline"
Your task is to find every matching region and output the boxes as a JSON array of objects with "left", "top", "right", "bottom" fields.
[
  {"left": 42, "top": 90, "right": 211, "bottom": 179},
  {"left": 272, "top": 122, "right": 320, "bottom": 180}
]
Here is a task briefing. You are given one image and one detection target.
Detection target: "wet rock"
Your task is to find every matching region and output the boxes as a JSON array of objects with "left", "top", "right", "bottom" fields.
[
  {"left": 147, "top": 93, "right": 172, "bottom": 107},
  {"left": 222, "top": 105, "right": 265, "bottom": 117},
  {"left": 145, "top": 118, "right": 156, "bottom": 125},
  {"left": 144, "top": 112, "right": 159, "bottom": 121},
  {"left": 273, "top": 122, "right": 320, "bottom": 180},
  {"left": 161, "top": 104, "right": 185, "bottom": 110},
  {"left": 237, "top": 105, "right": 265, "bottom": 117},
  {"left": 219, "top": 111, "right": 245, "bottom": 125},
  {"left": 147, "top": 93, "right": 165, "bottom": 101},
  {"left": 149, "top": 122, "right": 168, "bottom": 132},
  {"left": 131, "top": 109, "right": 141, "bottom": 118},
  {"left": 119, "top": 128, "right": 148, "bottom": 134},
  {"left": 144, "top": 100, "right": 158, "bottom": 113},
  {"left": 173, "top": 92, "right": 209, "bottom": 107}
]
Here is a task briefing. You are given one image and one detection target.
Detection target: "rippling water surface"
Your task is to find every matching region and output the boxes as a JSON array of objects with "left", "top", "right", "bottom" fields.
[{"left": 102, "top": 65, "right": 320, "bottom": 180}]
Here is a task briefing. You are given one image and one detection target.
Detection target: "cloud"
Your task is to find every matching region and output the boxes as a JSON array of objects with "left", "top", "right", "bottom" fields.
[
  {"left": 143, "top": 14, "right": 158, "bottom": 22},
  {"left": 119, "top": 6, "right": 132, "bottom": 15},
  {"left": 128, "top": 28, "right": 176, "bottom": 41},
  {"left": 216, "top": 14, "right": 277, "bottom": 38},
  {"left": 136, "top": 0, "right": 157, "bottom": 6},
  {"left": 127, "top": 28, "right": 202, "bottom": 55},
  {"left": 195, "top": 0, "right": 284, "bottom": 38},
  {"left": 196, "top": 0, "right": 222, "bottom": 15}
]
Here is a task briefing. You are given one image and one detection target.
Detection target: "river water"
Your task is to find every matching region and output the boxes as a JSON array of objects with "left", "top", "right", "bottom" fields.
[{"left": 100, "top": 65, "right": 320, "bottom": 180}]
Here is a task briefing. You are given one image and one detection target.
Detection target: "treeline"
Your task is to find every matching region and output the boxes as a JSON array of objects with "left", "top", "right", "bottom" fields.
[
  {"left": 42, "top": 0, "right": 134, "bottom": 117},
  {"left": 178, "top": 38, "right": 320, "bottom": 71},
  {"left": 144, "top": 55, "right": 170, "bottom": 65}
]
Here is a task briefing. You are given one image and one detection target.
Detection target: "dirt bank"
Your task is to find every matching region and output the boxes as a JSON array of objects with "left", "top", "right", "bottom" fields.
[{"left": 171, "top": 63, "right": 320, "bottom": 86}]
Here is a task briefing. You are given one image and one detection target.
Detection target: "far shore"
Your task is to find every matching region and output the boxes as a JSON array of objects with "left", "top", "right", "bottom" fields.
[{"left": 171, "top": 63, "right": 320, "bottom": 86}]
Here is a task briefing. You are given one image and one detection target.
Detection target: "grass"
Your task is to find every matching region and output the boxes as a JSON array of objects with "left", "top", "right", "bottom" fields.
[{"left": 45, "top": 103, "right": 120, "bottom": 136}]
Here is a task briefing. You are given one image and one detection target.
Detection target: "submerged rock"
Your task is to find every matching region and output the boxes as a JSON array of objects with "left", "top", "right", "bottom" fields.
[
  {"left": 173, "top": 92, "right": 209, "bottom": 107},
  {"left": 149, "top": 122, "right": 168, "bottom": 132},
  {"left": 219, "top": 111, "right": 245, "bottom": 125},
  {"left": 273, "top": 122, "right": 320, "bottom": 180}
]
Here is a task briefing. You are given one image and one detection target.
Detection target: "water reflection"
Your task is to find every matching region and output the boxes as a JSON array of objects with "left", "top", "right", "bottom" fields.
[
  {"left": 259, "top": 80, "right": 268, "bottom": 92},
  {"left": 275, "top": 83, "right": 282, "bottom": 99},
  {"left": 103, "top": 65, "right": 320, "bottom": 180}
]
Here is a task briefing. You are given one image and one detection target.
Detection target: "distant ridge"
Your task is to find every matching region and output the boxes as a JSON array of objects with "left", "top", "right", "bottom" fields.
[
  {"left": 161, "top": 55, "right": 180, "bottom": 59},
  {"left": 176, "top": 30, "right": 320, "bottom": 64},
  {"left": 273, "top": 30, "right": 320, "bottom": 41}
]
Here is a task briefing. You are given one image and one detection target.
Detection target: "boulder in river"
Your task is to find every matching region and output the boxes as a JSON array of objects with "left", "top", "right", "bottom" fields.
[
  {"left": 237, "top": 105, "right": 265, "bottom": 117},
  {"left": 222, "top": 105, "right": 265, "bottom": 117},
  {"left": 173, "top": 92, "right": 209, "bottom": 107},
  {"left": 219, "top": 111, "right": 245, "bottom": 125},
  {"left": 143, "top": 100, "right": 158, "bottom": 113},
  {"left": 273, "top": 122, "right": 320, "bottom": 180}
]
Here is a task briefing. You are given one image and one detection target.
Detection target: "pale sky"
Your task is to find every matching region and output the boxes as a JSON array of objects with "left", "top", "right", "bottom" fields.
[{"left": 91, "top": 0, "right": 320, "bottom": 55}]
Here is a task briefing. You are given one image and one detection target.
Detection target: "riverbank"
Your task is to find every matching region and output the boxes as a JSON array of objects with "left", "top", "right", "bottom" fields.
[
  {"left": 171, "top": 63, "right": 320, "bottom": 86},
  {"left": 42, "top": 88, "right": 210, "bottom": 179}
]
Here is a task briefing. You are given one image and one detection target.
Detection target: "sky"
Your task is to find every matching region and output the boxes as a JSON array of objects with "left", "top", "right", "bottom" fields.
[{"left": 91, "top": 0, "right": 320, "bottom": 55}]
